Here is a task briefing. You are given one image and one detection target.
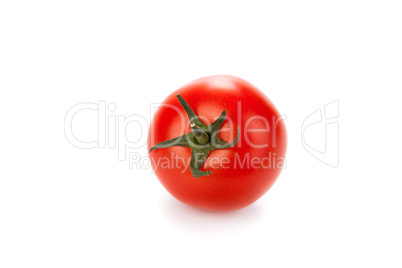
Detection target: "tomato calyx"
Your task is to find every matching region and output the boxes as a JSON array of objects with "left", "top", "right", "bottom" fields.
[{"left": 149, "top": 95, "right": 240, "bottom": 178}]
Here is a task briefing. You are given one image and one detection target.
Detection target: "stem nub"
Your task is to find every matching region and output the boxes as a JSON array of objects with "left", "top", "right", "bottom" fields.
[{"left": 191, "top": 123, "right": 209, "bottom": 145}]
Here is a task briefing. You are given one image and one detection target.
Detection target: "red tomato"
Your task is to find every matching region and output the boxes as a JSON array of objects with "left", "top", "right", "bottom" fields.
[{"left": 148, "top": 75, "right": 287, "bottom": 212}]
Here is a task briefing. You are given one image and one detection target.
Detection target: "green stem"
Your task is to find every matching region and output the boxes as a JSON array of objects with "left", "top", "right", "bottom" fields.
[
  {"left": 191, "top": 123, "right": 209, "bottom": 145},
  {"left": 149, "top": 95, "right": 240, "bottom": 178}
]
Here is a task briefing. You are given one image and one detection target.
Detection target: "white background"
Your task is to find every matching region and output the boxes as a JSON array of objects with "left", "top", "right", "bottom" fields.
[{"left": 1, "top": 1, "right": 401, "bottom": 267}]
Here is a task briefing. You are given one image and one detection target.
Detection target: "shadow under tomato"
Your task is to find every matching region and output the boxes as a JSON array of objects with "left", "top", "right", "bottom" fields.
[{"left": 161, "top": 195, "right": 266, "bottom": 235}]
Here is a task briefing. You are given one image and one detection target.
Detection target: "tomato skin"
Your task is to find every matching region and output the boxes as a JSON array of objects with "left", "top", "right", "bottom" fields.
[{"left": 148, "top": 75, "right": 287, "bottom": 212}]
